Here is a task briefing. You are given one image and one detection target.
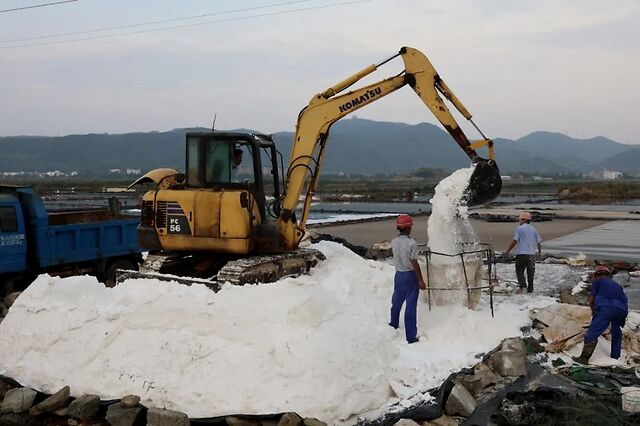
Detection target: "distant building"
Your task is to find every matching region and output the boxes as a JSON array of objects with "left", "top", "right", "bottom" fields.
[
  {"left": 588, "top": 170, "right": 622, "bottom": 180},
  {"left": 2, "top": 170, "right": 76, "bottom": 178},
  {"left": 104, "top": 187, "right": 136, "bottom": 193},
  {"left": 108, "top": 168, "right": 141, "bottom": 175}
]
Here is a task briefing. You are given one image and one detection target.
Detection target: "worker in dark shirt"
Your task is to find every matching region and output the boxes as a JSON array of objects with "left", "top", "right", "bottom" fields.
[{"left": 573, "top": 265, "right": 628, "bottom": 364}]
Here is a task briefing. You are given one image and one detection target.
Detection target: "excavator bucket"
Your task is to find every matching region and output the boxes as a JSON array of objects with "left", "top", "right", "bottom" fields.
[{"left": 465, "top": 159, "right": 502, "bottom": 206}]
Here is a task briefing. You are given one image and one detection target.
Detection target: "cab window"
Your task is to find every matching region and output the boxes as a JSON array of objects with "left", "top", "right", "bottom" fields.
[
  {"left": 205, "top": 141, "right": 232, "bottom": 184},
  {"left": 0, "top": 206, "right": 18, "bottom": 232},
  {"left": 230, "top": 145, "right": 252, "bottom": 184},
  {"left": 187, "top": 137, "right": 201, "bottom": 186},
  {"left": 185, "top": 135, "right": 255, "bottom": 187}
]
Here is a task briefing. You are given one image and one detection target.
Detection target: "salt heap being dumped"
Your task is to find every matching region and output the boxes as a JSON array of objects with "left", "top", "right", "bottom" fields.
[
  {"left": 427, "top": 166, "right": 482, "bottom": 307},
  {"left": 0, "top": 241, "right": 538, "bottom": 424}
]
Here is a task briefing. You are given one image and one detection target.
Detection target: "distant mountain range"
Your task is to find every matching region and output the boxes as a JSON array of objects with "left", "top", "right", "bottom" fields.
[{"left": 1, "top": 118, "right": 638, "bottom": 176}]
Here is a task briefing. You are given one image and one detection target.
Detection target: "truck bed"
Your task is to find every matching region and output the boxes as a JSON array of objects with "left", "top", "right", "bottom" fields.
[
  {"left": 48, "top": 208, "right": 129, "bottom": 226},
  {"left": 37, "top": 214, "right": 141, "bottom": 267}
]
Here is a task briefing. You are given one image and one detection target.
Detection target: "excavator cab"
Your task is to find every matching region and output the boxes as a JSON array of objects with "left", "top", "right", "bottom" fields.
[
  {"left": 137, "top": 132, "right": 283, "bottom": 256},
  {"left": 184, "top": 132, "right": 280, "bottom": 219}
]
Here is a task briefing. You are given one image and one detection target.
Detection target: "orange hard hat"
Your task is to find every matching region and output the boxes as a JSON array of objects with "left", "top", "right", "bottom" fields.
[
  {"left": 519, "top": 211, "right": 532, "bottom": 220},
  {"left": 396, "top": 214, "right": 413, "bottom": 228}
]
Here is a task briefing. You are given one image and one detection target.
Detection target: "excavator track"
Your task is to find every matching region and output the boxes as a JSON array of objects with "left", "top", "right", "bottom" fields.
[
  {"left": 216, "top": 248, "right": 325, "bottom": 285},
  {"left": 116, "top": 248, "right": 325, "bottom": 290}
]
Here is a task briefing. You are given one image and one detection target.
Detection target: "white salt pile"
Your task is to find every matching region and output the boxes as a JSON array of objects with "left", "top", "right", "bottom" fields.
[
  {"left": 426, "top": 166, "right": 481, "bottom": 306},
  {"left": 0, "top": 241, "right": 545, "bottom": 424}
]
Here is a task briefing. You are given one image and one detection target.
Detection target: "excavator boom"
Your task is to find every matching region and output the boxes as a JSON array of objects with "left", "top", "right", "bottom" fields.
[{"left": 276, "top": 46, "right": 501, "bottom": 250}]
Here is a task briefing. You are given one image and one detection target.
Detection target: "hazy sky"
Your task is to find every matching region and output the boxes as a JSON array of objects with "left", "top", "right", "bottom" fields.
[{"left": 1, "top": 0, "right": 639, "bottom": 144}]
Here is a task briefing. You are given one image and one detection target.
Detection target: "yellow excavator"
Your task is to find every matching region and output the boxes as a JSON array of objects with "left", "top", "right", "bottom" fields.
[{"left": 125, "top": 46, "right": 501, "bottom": 288}]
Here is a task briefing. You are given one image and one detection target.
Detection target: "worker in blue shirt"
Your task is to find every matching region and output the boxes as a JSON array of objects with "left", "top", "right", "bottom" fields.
[
  {"left": 573, "top": 265, "right": 629, "bottom": 364},
  {"left": 505, "top": 211, "right": 542, "bottom": 293},
  {"left": 389, "top": 215, "right": 426, "bottom": 344}
]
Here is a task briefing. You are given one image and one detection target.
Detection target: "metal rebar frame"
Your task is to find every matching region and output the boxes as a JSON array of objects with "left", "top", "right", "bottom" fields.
[{"left": 418, "top": 242, "right": 495, "bottom": 317}]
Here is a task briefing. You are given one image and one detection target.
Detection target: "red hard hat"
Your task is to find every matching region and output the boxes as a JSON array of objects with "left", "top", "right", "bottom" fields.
[
  {"left": 594, "top": 265, "right": 611, "bottom": 276},
  {"left": 396, "top": 214, "right": 413, "bottom": 228}
]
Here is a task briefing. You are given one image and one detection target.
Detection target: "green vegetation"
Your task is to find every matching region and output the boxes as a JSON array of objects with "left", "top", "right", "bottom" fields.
[{"left": 557, "top": 181, "right": 640, "bottom": 201}]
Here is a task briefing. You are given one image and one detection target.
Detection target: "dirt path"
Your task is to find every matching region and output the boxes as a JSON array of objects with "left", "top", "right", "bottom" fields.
[{"left": 317, "top": 217, "right": 607, "bottom": 250}]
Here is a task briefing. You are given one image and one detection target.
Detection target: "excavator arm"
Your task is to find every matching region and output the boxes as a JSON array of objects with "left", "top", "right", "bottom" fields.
[{"left": 277, "top": 46, "right": 501, "bottom": 250}]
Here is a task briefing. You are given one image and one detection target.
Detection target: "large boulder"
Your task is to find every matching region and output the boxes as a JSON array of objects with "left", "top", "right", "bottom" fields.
[
  {"left": 106, "top": 403, "right": 144, "bottom": 426},
  {"left": 68, "top": 394, "right": 100, "bottom": 420},
  {"left": 444, "top": 383, "right": 477, "bottom": 417},
  {"left": 120, "top": 395, "right": 140, "bottom": 408},
  {"left": 0, "top": 388, "right": 37, "bottom": 414},
  {"left": 29, "top": 386, "right": 70, "bottom": 416},
  {"left": 366, "top": 241, "right": 392, "bottom": 260},
  {"left": 0, "top": 380, "right": 13, "bottom": 400},
  {"left": 489, "top": 350, "right": 527, "bottom": 377},
  {"left": 457, "top": 362, "right": 500, "bottom": 396},
  {"left": 277, "top": 413, "right": 302, "bottom": 426},
  {"left": 146, "top": 407, "right": 189, "bottom": 426},
  {"left": 500, "top": 337, "right": 527, "bottom": 356}
]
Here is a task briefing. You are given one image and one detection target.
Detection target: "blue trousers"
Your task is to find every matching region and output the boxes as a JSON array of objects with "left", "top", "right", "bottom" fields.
[
  {"left": 584, "top": 305, "right": 627, "bottom": 359},
  {"left": 390, "top": 271, "right": 419, "bottom": 342}
]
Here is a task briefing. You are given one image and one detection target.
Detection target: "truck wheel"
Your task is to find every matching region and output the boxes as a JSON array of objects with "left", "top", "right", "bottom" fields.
[{"left": 105, "top": 259, "right": 138, "bottom": 287}]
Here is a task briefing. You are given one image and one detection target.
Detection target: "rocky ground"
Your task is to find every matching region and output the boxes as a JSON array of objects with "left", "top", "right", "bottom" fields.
[
  {"left": 1, "top": 241, "right": 639, "bottom": 425},
  {"left": 0, "top": 377, "right": 327, "bottom": 426},
  {"left": 2, "top": 334, "right": 638, "bottom": 426}
]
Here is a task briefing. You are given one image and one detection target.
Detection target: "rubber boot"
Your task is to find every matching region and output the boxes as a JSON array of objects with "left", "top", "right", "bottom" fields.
[{"left": 572, "top": 341, "right": 597, "bottom": 364}]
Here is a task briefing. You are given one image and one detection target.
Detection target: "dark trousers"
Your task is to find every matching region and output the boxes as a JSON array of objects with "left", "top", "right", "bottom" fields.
[
  {"left": 585, "top": 306, "right": 627, "bottom": 359},
  {"left": 390, "top": 271, "right": 419, "bottom": 342},
  {"left": 515, "top": 254, "right": 535, "bottom": 292}
]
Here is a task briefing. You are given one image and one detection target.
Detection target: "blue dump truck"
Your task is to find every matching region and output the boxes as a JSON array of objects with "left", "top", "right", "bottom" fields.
[{"left": 0, "top": 185, "right": 143, "bottom": 294}]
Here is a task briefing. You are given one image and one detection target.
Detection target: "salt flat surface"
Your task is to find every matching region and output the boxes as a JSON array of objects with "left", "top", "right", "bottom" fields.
[
  {"left": 0, "top": 242, "right": 560, "bottom": 424},
  {"left": 306, "top": 212, "right": 396, "bottom": 225},
  {"left": 543, "top": 220, "right": 640, "bottom": 262}
]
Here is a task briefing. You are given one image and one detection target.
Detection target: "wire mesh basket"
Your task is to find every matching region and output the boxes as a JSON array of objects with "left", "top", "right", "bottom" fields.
[{"left": 418, "top": 242, "right": 496, "bottom": 317}]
